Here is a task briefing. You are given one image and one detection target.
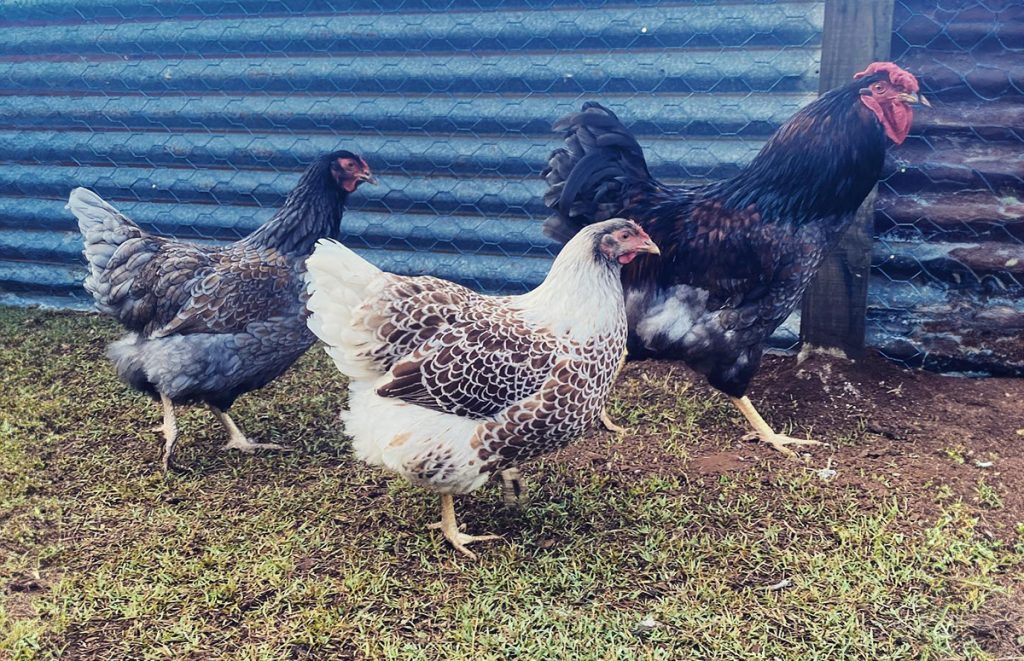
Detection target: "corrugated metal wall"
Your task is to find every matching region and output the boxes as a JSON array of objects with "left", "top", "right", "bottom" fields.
[
  {"left": 0, "top": 0, "right": 823, "bottom": 328},
  {"left": 872, "top": 0, "right": 1023, "bottom": 374}
]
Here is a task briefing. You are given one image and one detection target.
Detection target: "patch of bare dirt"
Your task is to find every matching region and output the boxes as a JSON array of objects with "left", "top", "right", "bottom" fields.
[
  {"left": 752, "top": 350, "right": 1024, "bottom": 537},
  {"left": 961, "top": 591, "right": 1024, "bottom": 659},
  {"left": 561, "top": 349, "right": 1024, "bottom": 537},
  {"left": 550, "top": 349, "right": 1024, "bottom": 654},
  {"left": 690, "top": 451, "right": 749, "bottom": 476},
  {"left": 4, "top": 571, "right": 47, "bottom": 626}
]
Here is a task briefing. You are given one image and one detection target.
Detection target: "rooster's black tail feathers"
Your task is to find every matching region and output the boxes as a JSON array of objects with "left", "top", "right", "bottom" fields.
[{"left": 542, "top": 102, "right": 653, "bottom": 244}]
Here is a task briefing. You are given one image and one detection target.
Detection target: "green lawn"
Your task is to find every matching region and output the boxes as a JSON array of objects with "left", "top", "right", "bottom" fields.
[{"left": 1, "top": 307, "right": 1021, "bottom": 659}]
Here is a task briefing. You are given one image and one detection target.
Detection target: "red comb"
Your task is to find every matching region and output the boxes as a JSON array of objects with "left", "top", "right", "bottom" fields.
[{"left": 853, "top": 62, "right": 919, "bottom": 93}]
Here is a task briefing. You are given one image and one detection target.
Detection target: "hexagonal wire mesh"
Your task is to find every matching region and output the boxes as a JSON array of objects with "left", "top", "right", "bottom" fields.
[
  {"left": 0, "top": 0, "right": 823, "bottom": 355},
  {"left": 872, "top": 0, "right": 1023, "bottom": 375},
  {"left": 3, "top": 1, "right": 1020, "bottom": 372}
]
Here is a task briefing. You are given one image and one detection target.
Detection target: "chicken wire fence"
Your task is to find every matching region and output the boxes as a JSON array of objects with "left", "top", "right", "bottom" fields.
[
  {"left": 0, "top": 0, "right": 823, "bottom": 355},
  {"left": 872, "top": 0, "right": 1023, "bottom": 375},
  {"left": 0, "top": 0, "right": 1020, "bottom": 372}
]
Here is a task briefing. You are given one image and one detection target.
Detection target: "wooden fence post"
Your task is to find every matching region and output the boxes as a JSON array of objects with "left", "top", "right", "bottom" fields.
[{"left": 799, "top": 0, "right": 895, "bottom": 357}]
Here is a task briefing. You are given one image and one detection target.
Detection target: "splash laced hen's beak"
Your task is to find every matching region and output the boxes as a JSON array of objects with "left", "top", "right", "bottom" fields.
[
  {"left": 633, "top": 226, "right": 660, "bottom": 255},
  {"left": 637, "top": 236, "right": 660, "bottom": 255}
]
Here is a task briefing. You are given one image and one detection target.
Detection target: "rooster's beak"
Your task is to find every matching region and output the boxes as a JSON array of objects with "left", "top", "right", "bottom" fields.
[
  {"left": 360, "top": 173, "right": 378, "bottom": 185},
  {"left": 900, "top": 92, "right": 931, "bottom": 107}
]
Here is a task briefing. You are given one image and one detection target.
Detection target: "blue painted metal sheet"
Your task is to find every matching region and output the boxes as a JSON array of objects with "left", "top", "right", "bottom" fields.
[
  {"left": 870, "top": 0, "right": 1024, "bottom": 375},
  {"left": 0, "top": 0, "right": 823, "bottom": 315},
  {"left": 0, "top": 0, "right": 824, "bottom": 331},
  {"left": 4, "top": 0, "right": 1018, "bottom": 374}
]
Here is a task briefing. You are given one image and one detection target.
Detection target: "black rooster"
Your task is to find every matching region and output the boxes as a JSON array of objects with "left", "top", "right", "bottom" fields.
[
  {"left": 543, "top": 62, "right": 928, "bottom": 457},
  {"left": 67, "top": 151, "right": 375, "bottom": 470}
]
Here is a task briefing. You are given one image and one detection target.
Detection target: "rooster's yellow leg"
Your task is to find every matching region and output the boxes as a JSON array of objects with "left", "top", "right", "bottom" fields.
[
  {"left": 730, "top": 396, "right": 823, "bottom": 460},
  {"left": 500, "top": 467, "right": 526, "bottom": 505},
  {"left": 157, "top": 393, "right": 178, "bottom": 473},
  {"left": 210, "top": 406, "right": 289, "bottom": 453},
  {"left": 427, "top": 494, "right": 501, "bottom": 560},
  {"left": 599, "top": 349, "right": 628, "bottom": 434}
]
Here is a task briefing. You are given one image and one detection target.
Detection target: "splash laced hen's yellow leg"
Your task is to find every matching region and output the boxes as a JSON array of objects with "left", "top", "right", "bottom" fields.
[
  {"left": 599, "top": 409, "right": 627, "bottom": 435},
  {"left": 731, "top": 396, "right": 824, "bottom": 460},
  {"left": 500, "top": 467, "right": 526, "bottom": 505},
  {"left": 427, "top": 494, "right": 501, "bottom": 560},
  {"left": 156, "top": 393, "right": 179, "bottom": 473},
  {"left": 210, "top": 405, "right": 290, "bottom": 453},
  {"left": 598, "top": 349, "right": 629, "bottom": 434}
]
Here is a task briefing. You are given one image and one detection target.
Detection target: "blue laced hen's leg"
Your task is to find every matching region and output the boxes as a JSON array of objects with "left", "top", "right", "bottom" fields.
[
  {"left": 428, "top": 494, "right": 501, "bottom": 561},
  {"left": 156, "top": 393, "right": 179, "bottom": 473},
  {"left": 731, "top": 396, "right": 823, "bottom": 460},
  {"left": 211, "top": 405, "right": 289, "bottom": 453}
]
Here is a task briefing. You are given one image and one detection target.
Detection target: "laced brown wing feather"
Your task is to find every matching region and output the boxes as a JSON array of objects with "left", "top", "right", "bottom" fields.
[
  {"left": 376, "top": 318, "right": 558, "bottom": 419},
  {"left": 361, "top": 276, "right": 559, "bottom": 419},
  {"left": 471, "top": 325, "right": 627, "bottom": 469},
  {"left": 351, "top": 276, "right": 481, "bottom": 372}
]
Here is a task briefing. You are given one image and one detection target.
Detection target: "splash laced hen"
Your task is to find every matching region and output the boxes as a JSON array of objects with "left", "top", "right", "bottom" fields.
[
  {"left": 67, "top": 150, "right": 374, "bottom": 470},
  {"left": 305, "top": 218, "right": 659, "bottom": 559}
]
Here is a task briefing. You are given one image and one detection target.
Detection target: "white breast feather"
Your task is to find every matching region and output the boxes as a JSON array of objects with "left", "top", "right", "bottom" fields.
[{"left": 635, "top": 284, "right": 709, "bottom": 347}]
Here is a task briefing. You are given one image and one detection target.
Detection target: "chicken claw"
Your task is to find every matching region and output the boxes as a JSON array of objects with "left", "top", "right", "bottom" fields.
[
  {"left": 211, "top": 406, "right": 291, "bottom": 454},
  {"left": 731, "top": 396, "right": 825, "bottom": 460},
  {"left": 429, "top": 494, "right": 501, "bottom": 560},
  {"left": 156, "top": 393, "right": 179, "bottom": 473},
  {"left": 741, "top": 430, "right": 824, "bottom": 460},
  {"left": 222, "top": 437, "right": 290, "bottom": 453},
  {"left": 599, "top": 408, "right": 626, "bottom": 435}
]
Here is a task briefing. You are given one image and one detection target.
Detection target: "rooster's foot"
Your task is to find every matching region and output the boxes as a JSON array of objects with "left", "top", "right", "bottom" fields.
[
  {"left": 731, "top": 396, "right": 825, "bottom": 461},
  {"left": 741, "top": 431, "right": 824, "bottom": 460}
]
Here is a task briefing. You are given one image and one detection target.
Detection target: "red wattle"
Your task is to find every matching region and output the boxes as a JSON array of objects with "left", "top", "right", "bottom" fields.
[{"left": 860, "top": 96, "right": 913, "bottom": 145}]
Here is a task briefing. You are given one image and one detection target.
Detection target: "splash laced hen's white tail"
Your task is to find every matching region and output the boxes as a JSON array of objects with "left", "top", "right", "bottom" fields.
[{"left": 304, "top": 238, "right": 385, "bottom": 379}]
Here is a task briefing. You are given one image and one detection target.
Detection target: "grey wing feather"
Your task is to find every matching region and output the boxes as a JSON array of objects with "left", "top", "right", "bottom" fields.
[
  {"left": 68, "top": 187, "right": 299, "bottom": 337},
  {"left": 150, "top": 245, "right": 300, "bottom": 338}
]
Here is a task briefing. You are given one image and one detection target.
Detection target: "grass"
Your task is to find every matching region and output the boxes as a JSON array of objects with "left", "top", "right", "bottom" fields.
[{"left": 1, "top": 307, "right": 1022, "bottom": 659}]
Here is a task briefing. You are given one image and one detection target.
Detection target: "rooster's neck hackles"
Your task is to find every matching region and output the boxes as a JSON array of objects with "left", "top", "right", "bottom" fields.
[{"left": 708, "top": 77, "right": 889, "bottom": 227}]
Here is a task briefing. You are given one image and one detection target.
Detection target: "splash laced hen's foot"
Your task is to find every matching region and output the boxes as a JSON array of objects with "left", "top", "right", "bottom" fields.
[{"left": 429, "top": 494, "right": 502, "bottom": 560}]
